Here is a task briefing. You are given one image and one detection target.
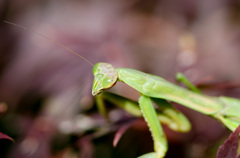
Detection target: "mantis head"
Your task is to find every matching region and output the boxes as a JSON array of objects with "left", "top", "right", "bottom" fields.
[{"left": 92, "top": 63, "right": 118, "bottom": 96}]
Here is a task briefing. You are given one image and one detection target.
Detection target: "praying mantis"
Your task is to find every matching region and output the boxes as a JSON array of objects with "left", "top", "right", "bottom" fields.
[{"left": 4, "top": 21, "right": 240, "bottom": 158}]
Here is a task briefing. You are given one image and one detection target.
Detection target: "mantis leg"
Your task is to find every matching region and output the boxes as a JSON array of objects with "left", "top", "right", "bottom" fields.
[
  {"left": 98, "top": 91, "right": 191, "bottom": 132},
  {"left": 176, "top": 72, "right": 201, "bottom": 94},
  {"left": 138, "top": 95, "right": 167, "bottom": 158},
  {"left": 152, "top": 98, "right": 191, "bottom": 132},
  {"left": 97, "top": 91, "right": 142, "bottom": 117},
  {"left": 176, "top": 73, "right": 240, "bottom": 132},
  {"left": 95, "top": 94, "right": 110, "bottom": 121}
]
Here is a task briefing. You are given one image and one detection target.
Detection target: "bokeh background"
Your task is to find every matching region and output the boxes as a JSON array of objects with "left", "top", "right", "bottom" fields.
[{"left": 1, "top": 0, "right": 240, "bottom": 158}]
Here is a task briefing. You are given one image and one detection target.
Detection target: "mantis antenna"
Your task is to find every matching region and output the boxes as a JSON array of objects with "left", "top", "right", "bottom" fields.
[{"left": 3, "top": 21, "right": 94, "bottom": 67}]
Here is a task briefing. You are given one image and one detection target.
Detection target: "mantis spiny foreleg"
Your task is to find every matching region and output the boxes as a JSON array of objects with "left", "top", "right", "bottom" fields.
[
  {"left": 138, "top": 95, "right": 167, "bottom": 158},
  {"left": 96, "top": 91, "right": 191, "bottom": 132}
]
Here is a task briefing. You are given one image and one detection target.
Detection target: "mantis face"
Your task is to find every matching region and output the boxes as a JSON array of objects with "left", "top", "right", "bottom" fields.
[{"left": 92, "top": 63, "right": 118, "bottom": 96}]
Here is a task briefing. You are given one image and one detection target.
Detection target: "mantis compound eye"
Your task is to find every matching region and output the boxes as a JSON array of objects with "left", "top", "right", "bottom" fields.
[{"left": 102, "top": 76, "right": 115, "bottom": 88}]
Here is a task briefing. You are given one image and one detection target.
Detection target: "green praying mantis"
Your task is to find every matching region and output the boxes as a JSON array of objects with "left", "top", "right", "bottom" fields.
[{"left": 5, "top": 21, "right": 240, "bottom": 158}]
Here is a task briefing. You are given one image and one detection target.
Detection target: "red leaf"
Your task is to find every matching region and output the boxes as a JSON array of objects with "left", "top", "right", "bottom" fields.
[
  {"left": 0, "top": 132, "right": 14, "bottom": 142},
  {"left": 216, "top": 125, "right": 240, "bottom": 158},
  {"left": 113, "top": 123, "right": 132, "bottom": 147}
]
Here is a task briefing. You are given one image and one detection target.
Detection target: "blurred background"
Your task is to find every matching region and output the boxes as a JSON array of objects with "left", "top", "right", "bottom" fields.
[{"left": 0, "top": 0, "right": 240, "bottom": 157}]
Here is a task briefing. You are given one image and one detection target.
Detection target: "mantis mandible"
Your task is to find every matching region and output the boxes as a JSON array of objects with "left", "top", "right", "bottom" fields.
[{"left": 5, "top": 21, "right": 240, "bottom": 158}]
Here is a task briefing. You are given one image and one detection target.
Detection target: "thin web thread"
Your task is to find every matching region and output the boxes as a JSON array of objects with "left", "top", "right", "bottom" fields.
[{"left": 4, "top": 21, "right": 94, "bottom": 67}]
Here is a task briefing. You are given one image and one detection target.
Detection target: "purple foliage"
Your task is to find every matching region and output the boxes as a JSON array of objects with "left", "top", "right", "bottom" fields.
[
  {"left": 216, "top": 125, "right": 240, "bottom": 158},
  {"left": 0, "top": 132, "right": 14, "bottom": 142}
]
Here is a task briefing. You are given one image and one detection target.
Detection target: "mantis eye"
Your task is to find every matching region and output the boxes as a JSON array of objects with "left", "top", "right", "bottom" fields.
[{"left": 102, "top": 76, "right": 115, "bottom": 88}]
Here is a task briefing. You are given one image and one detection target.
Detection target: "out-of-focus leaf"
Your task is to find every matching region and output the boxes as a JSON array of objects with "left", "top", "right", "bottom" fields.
[
  {"left": 137, "top": 152, "right": 156, "bottom": 158},
  {"left": 0, "top": 132, "right": 14, "bottom": 142},
  {"left": 216, "top": 125, "right": 240, "bottom": 158},
  {"left": 78, "top": 136, "right": 93, "bottom": 158},
  {"left": 113, "top": 122, "right": 132, "bottom": 147}
]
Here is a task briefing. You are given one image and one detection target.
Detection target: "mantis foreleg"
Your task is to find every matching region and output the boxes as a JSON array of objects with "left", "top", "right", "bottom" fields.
[
  {"left": 138, "top": 95, "right": 167, "bottom": 158},
  {"left": 97, "top": 91, "right": 191, "bottom": 132},
  {"left": 152, "top": 98, "right": 191, "bottom": 132}
]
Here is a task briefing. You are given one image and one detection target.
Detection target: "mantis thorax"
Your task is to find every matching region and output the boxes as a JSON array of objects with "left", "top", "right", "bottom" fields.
[{"left": 92, "top": 63, "right": 118, "bottom": 96}]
